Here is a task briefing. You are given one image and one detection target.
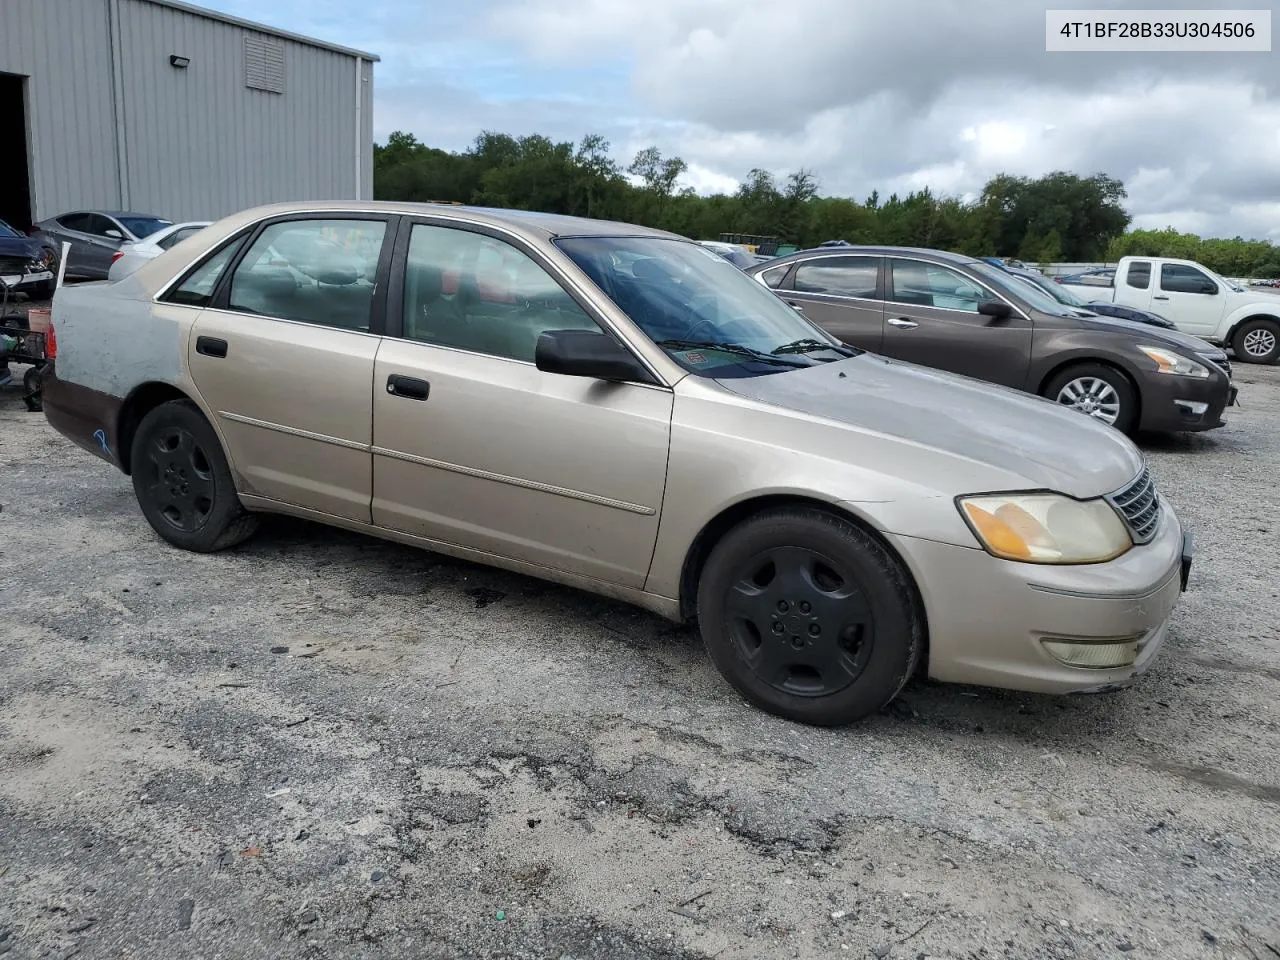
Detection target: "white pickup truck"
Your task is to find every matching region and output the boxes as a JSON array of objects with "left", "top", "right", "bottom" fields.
[{"left": 1060, "top": 256, "right": 1280, "bottom": 364}]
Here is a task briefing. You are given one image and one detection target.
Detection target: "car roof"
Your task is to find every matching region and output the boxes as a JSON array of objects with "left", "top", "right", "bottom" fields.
[{"left": 748, "top": 244, "right": 982, "bottom": 269}]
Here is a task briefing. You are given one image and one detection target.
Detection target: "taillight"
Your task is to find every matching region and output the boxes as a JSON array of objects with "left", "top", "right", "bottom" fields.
[
  {"left": 46, "top": 321, "right": 56, "bottom": 358},
  {"left": 111, "top": 251, "right": 124, "bottom": 264}
]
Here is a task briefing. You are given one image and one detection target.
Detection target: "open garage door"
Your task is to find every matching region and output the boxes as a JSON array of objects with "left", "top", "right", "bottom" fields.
[{"left": 0, "top": 73, "right": 33, "bottom": 232}]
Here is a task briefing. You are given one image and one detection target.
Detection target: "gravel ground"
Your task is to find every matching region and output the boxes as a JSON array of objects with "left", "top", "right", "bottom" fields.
[{"left": 1, "top": 341, "right": 1278, "bottom": 960}]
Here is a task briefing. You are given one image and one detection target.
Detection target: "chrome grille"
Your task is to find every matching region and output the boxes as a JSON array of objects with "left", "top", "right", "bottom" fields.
[{"left": 1108, "top": 467, "right": 1162, "bottom": 544}]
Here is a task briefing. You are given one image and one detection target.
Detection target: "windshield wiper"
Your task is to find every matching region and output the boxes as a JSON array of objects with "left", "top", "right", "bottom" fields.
[
  {"left": 771, "top": 337, "right": 856, "bottom": 358},
  {"left": 655, "top": 339, "right": 808, "bottom": 368}
]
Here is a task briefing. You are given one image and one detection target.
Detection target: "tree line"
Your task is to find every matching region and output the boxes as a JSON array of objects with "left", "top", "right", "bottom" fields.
[{"left": 373, "top": 131, "right": 1280, "bottom": 278}]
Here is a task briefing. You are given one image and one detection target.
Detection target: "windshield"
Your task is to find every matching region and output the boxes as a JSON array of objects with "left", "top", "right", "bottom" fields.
[
  {"left": 969, "top": 262, "right": 1077, "bottom": 318},
  {"left": 118, "top": 216, "right": 172, "bottom": 238},
  {"left": 1013, "top": 272, "right": 1088, "bottom": 307},
  {"left": 555, "top": 236, "right": 856, "bottom": 377}
]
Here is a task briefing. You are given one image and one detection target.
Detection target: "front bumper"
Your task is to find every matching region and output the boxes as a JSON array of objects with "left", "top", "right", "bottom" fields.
[
  {"left": 888, "top": 503, "right": 1186, "bottom": 694},
  {"left": 1137, "top": 366, "right": 1234, "bottom": 433}
]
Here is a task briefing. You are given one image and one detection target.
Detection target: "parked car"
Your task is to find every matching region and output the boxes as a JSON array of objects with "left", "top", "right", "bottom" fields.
[
  {"left": 1058, "top": 256, "right": 1280, "bottom": 364},
  {"left": 0, "top": 219, "right": 56, "bottom": 300},
  {"left": 42, "top": 201, "right": 1194, "bottom": 727},
  {"left": 108, "top": 221, "right": 212, "bottom": 280},
  {"left": 746, "top": 245, "right": 1235, "bottom": 435},
  {"left": 1057, "top": 267, "right": 1116, "bottom": 287},
  {"left": 999, "top": 265, "right": 1179, "bottom": 330},
  {"left": 981, "top": 256, "right": 1041, "bottom": 274},
  {"left": 696, "top": 240, "right": 758, "bottom": 269},
  {"left": 31, "top": 210, "right": 174, "bottom": 281}
]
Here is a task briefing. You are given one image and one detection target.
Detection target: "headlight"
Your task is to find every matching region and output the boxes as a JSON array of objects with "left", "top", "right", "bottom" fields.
[
  {"left": 957, "top": 493, "right": 1132, "bottom": 564},
  {"left": 1138, "top": 345, "right": 1209, "bottom": 378}
]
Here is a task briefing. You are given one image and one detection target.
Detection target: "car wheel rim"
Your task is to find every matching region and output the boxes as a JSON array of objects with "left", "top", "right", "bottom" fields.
[
  {"left": 1242, "top": 328, "right": 1277, "bottom": 358},
  {"left": 1056, "top": 377, "right": 1121, "bottom": 425},
  {"left": 143, "top": 427, "right": 217, "bottom": 532},
  {"left": 723, "top": 545, "right": 875, "bottom": 698}
]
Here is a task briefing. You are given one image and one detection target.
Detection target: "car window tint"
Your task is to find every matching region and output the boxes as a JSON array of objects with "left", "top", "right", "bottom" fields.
[
  {"left": 759, "top": 264, "right": 789, "bottom": 288},
  {"left": 888, "top": 259, "right": 992, "bottom": 312},
  {"left": 1126, "top": 262, "right": 1151, "bottom": 289},
  {"left": 1160, "top": 263, "right": 1215, "bottom": 294},
  {"left": 57, "top": 213, "right": 92, "bottom": 232},
  {"left": 166, "top": 238, "right": 246, "bottom": 307},
  {"left": 792, "top": 256, "right": 878, "bottom": 298},
  {"left": 228, "top": 220, "right": 386, "bottom": 331},
  {"left": 400, "top": 224, "right": 602, "bottom": 362},
  {"left": 86, "top": 214, "right": 120, "bottom": 237}
]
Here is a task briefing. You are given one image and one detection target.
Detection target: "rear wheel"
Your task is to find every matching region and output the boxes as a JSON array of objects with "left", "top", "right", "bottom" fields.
[
  {"left": 1231, "top": 318, "right": 1280, "bottom": 364},
  {"left": 696, "top": 506, "right": 923, "bottom": 726},
  {"left": 1043, "top": 363, "right": 1137, "bottom": 434},
  {"left": 130, "top": 400, "right": 258, "bottom": 552}
]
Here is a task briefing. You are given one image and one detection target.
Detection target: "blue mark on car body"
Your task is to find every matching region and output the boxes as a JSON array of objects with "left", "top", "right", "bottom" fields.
[{"left": 92, "top": 429, "right": 112, "bottom": 457}]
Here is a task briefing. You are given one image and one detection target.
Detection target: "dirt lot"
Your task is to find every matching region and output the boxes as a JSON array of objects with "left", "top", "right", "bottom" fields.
[{"left": 1, "top": 348, "right": 1278, "bottom": 959}]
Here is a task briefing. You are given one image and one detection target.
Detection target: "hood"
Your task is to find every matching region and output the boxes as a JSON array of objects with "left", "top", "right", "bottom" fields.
[
  {"left": 716, "top": 353, "right": 1144, "bottom": 500},
  {"left": 1075, "top": 313, "right": 1227, "bottom": 358},
  {"left": 0, "top": 235, "right": 42, "bottom": 260}
]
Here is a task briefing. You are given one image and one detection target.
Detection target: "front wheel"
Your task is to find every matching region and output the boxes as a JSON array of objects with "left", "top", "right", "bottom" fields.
[
  {"left": 1043, "top": 363, "right": 1137, "bottom": 434},
  {"left": 1231, "top": 318, "right": 1280, "bottom": 364},
  {"left": 696, "top": 507, "right": 923, "bottom": 726},
  {"left": 130, "top": 400, "right": 258, "bottom": 552}
]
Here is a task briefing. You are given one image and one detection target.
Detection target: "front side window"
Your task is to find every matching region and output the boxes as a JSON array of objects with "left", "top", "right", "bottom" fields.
[
  {"left": 556, "top": 236, "right": 853, "bottom": 377},
  {"left": 57, "top": 213, "right": 92, "bottom": 233},
  {"left": 86, "top": 214, "right": 122, "bottom": 238},
  {"left": 1126, "top": 262, "right": 1152, "bottom": 289},
  {"left": 401, "top": 224, "right": 603, "bottom": 362},
  {"left": 1160, "top": 263, "right": 1216, "bottom": 295},
  {"left": 889, "top": 259, "right": 993, "bottom": 312},
  {"left": 793, "top": 256, "right": 879, "bottom": 299},
  {"left": 228, "top": 219, "right": 386, "bottom": 331}
]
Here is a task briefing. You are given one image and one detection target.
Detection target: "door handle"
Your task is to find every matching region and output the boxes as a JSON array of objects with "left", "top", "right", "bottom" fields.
[
  {"left": 386, "top": 374, "right": 430, "bottom": 401},
  {"left": 887, "top": 317, "right": 918, "bottom": 329},
  {"left": 195, "top": 336, "right": 227, "bottom": 358},
  {"left": 1153, "top": 295, "right": 1170, "bottom": 300},
  {"left": 786, "top": 301, "right": 805, "bottom": 311}
]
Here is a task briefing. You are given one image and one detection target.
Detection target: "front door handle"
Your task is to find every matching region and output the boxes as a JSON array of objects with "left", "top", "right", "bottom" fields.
[
  {"left": 887, "top": 317, "right": 918, "bottom": 329},
  {"left": 196, "top": 336, "right": 227, "bottom": 358},
  {"left": 786, "top": 300, "right": 805, "bottom": 311},
  {"left": 386, "top": 374, "right": 430, "bottom": 401},
  {"left": 1153, "top": 295, "right": 1170, "bottom": 300}
]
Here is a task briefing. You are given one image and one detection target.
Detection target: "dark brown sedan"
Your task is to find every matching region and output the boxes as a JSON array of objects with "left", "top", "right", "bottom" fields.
[{"left": 746, "top": 245, "right": 1236, "bottom": 434}]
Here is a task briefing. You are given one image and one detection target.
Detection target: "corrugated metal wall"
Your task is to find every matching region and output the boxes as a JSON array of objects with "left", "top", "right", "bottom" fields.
[{"left": 0, "top": 0, "right": 374, "bottom": 224}]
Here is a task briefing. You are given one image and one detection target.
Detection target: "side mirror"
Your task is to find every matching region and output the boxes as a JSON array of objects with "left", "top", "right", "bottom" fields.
[
  {"left": 977, "top": 300, "right": 1012, "bottom": 320},
  {"left": 535, "top": 329, "right": 654, "bottom": 384}
]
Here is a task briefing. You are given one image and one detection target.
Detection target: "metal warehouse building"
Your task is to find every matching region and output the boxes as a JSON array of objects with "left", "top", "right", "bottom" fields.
[{"left": 0, "top": 0, "right": 377, "bottom": 232}]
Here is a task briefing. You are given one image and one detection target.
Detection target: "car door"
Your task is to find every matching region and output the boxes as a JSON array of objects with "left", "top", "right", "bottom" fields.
[
  {"left": 71, "top": 213, "right": 131, "bottom": 277},
  {"left": 371, "top": 219, "right": 673, "bottom": 588},
  {"left": 775, "top": 255, "right": 885, "bottom": 352},
  {"left": 881, "top": 257, "right": 1033, "bottom": 389},
  {"left": 49, "top": 213, "right": 97, "bottom": 275},
  {"left": 1153, "top": 263, "right": 1227, "bottom": 335},
  {"left": 183, "top": 214, "right": 394, "bottom": 522}
]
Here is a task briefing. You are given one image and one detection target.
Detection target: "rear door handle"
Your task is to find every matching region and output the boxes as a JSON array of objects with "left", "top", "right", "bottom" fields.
[
  {"left": 386, "top": 374, "right": 430, "bottom": 401},
  {"left": 1153, "top": 295, "right": 1170, "bottom": 300},
  {"left": 785, "top": 300, "right": 805, "bottom": 311},
  {"left": 195, "top": 336, "right": 227, "bottom": 358},
  {"left": 887, "top": 317, "right": 918, "bottom": 329}
]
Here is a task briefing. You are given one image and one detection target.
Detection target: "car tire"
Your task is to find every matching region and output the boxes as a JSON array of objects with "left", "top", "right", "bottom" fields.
[
  {"left": 696, "top": 506, "right": 923, "bottom": 726},
  {"left": 1043, "top": 363, "right": 1138, "bottom": 434},
  {"left": 22, "top": 366, "right": 42, "bottom": 412},
  {"left": 1231, "top": 318, "right": 1280, "bottom": 365},
  {"left": 130, "top": 399, "right": 258, "bottom": 552}
]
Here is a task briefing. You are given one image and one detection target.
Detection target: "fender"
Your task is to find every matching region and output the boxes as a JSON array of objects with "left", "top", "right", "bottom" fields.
[{"left": 1221, "top": 302, "right": 1280, "bottom": 342}]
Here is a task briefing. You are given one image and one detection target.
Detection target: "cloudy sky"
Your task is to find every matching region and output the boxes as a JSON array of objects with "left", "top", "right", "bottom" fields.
[{"left": 202, "top": 0, "right": 1279, "bottom": 241}]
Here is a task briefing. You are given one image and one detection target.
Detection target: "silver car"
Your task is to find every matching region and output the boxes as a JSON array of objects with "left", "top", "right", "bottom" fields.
[
  {"left": 31, "top": 210, "right": 173, "bottom": 280},
  {"left": 108, "top": 222, "right": 213, "bottom": 281},
  {"left": 40, "top": 201, "right": 1193, "bottom": 726}
]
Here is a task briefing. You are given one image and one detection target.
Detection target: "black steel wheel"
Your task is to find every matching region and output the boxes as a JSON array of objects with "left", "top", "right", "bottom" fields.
[
  {"left": 697, "top": 506, "right": 923, "bottom": 726},
  {"left": 130, "top": 400, "right": 258, "bottom": 552}
]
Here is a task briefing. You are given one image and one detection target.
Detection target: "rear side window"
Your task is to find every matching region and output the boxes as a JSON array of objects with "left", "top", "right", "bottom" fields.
[
  {"left": 759, "top": 264, "right": 790, "bottom": 288},
  {"left": 228, "top": 219, "right": 387, "bottom": 331},
  {"left": 1126, "top": 262, "right": 1151, "bottom": 289},
  {"left": 56, "top": 213, "right": 92, "bottom": 232},
  {"left": 1160, "top": 263, "right": 1216, "bottom": 295},
  {"left": 793, "top": 256, "right": 879, "bottom": 298},
  {"left": 166, "top": 238, "right": 247, "bottom": 307}
]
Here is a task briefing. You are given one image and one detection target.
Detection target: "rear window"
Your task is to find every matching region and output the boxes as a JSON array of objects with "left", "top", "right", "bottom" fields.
[{"left": 1126, "top": 262, "right": 1151, "bottom": 289}]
